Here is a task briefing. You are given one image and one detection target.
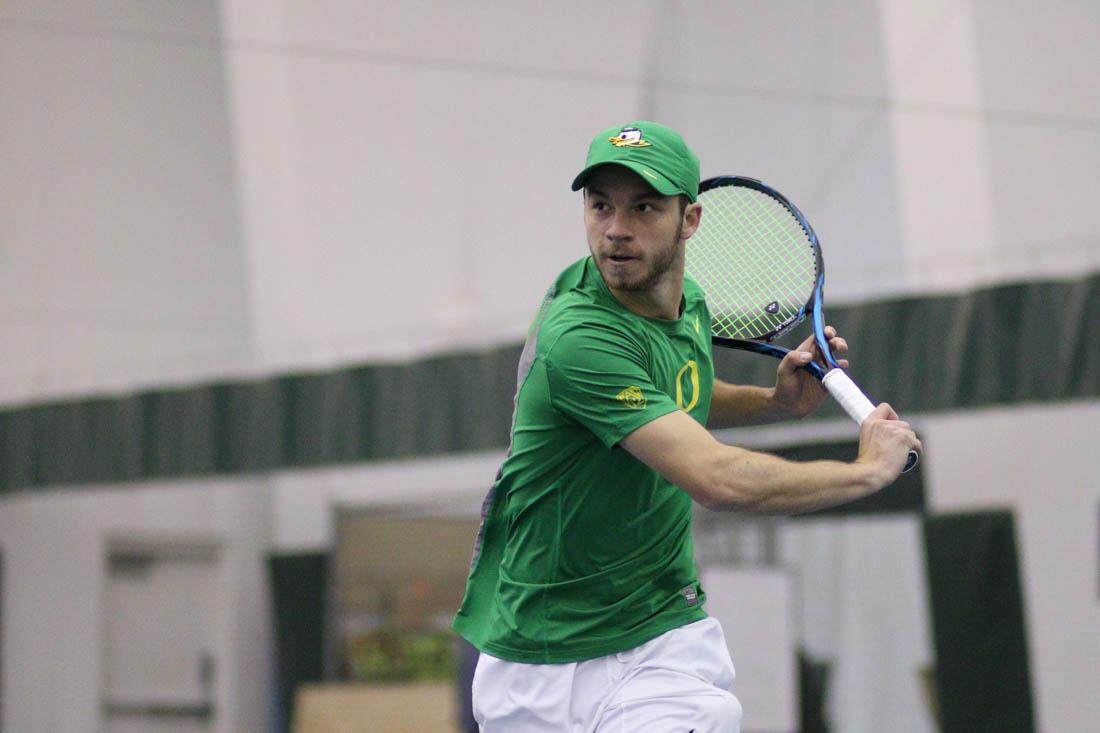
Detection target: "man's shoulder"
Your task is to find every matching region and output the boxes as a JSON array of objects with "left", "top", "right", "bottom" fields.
[
  {"left": 541, "top": 297, "right": 641, "bottom": 357},
  {"left": 539, "top": 259, "right": 639, "bottom": 342}
]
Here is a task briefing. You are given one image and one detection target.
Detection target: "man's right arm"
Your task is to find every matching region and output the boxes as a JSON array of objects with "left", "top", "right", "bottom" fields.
[{"left": 620, "top": 403, "right": 921, "bottom": 515}]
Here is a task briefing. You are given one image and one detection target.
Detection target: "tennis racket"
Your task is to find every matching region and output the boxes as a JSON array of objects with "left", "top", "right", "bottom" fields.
[{"left": 686, "top": 175, "right": 918, "bottom": 473}]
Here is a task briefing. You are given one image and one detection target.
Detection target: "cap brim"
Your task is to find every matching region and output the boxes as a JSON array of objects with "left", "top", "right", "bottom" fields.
[{"left": 570, "top": 161, "right": 682, "bottom": 198}]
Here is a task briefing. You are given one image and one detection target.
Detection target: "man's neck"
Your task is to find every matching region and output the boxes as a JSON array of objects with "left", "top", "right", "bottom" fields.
[{"left": 607, "top": 271, "right": 685, "bottom": 321}]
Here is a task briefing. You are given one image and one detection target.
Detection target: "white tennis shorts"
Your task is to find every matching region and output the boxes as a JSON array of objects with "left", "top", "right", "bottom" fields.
[{"left": 471, "top": 617, "right": 742, "bottom": 732}]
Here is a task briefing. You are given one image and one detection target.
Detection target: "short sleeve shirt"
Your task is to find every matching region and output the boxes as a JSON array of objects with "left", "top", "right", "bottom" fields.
[{"left": 453, "top": 256, "right": 715, "bottom": 663}]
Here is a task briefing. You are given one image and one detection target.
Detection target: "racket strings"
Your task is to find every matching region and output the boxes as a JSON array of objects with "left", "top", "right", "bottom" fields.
[
  {"left": 687, "top": 185, "right": 818, "bottom": 341},
  {"left": 690, "top": 192, "right": 792, "bottom": 335},
  {"left": 706, "top": 193, "right": 810, "bottom": 324},
  {"left": 714, "top": 196, "right": 808, "bottom": 333}
]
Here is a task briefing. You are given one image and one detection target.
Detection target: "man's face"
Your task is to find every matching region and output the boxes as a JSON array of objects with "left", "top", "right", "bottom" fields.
[{"left": 583, "top": 165, "right": 699, "bottom": 293}]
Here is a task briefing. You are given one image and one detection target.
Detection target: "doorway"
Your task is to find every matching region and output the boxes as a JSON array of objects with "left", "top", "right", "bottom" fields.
[{"left": 101, "top": 541, "right": 222, "bottom": 733}]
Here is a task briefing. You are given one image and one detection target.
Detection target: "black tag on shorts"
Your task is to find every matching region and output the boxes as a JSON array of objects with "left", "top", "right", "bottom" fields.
[{"left": 682, "top": 584, "right": 698, "bottom": 607}]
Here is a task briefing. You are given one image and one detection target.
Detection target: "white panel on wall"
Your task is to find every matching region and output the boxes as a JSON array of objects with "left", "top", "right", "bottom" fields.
[
  {"left": 103, "top": 547, "right": 221, "bottom": 733},
  {"left": 701, "top": 567, "right": 797, "bottom": 733},
  {"left": 882, "top": 0, "right": 1100, "bottom": 290},
  {"left": 219, "top": 0, "right": 661, "bottom": 77},
  {"left": 923, "top": 401, "right": 1100, "bottom": 733},
  {"left": 880, "top": 0, "right": 986, "bottom": 108},
  {"left": 780, "top": 517, "right": 936, "bottom": 733},
  {"left": 0, "top": 479, "right": 273, "bottom": 733},
  {"left": 0, "top": 6, "right": 251, "bottom": 406},
  {"left": 890, "top": 111, "right": 998, "bottom": 292},
  {"left": 222, "top": 29, "right": 645, "bottom": 370},
  {"left": 0, "top": 0, "right": 1097, "bottom": 393},
  {"left": 670, "top": 96, "right": 907, "bottom": 304},
  {"left": 881, "top": 0, "right": 997, "bottom": 298},
  {"left": 971, "top": 0, "right": 1100, "bottom": 121},
  {"left": 270, "top": 449, "right": 503, "bottom": 551},
  {"left": 646, "top": 0, "right": 912, "bottom": 303},
  {"left": 1, "top": 0, "right": 224, "bottom": 38},
  {"left": 984, "top": 125, "right": 1100, "bottom": 280}
]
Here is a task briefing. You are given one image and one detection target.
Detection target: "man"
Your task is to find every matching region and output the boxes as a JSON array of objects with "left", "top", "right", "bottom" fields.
[{"left": 453, "top": 121, "right": 921, "bottom": 732}]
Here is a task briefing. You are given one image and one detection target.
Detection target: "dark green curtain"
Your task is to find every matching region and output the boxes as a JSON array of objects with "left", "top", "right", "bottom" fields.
[
  {"left": 2, "top": 274, "right": 1099, "bottom": 492},
  {"left": 923, "top": 510, "right": 1035, "bottom": 733},
  {"left": 268, "top": 553, "right": 328, "bottom": 733}
]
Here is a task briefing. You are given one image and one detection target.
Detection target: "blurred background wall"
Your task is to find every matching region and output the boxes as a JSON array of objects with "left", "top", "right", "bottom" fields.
[{"left": 1, "top": 1, "right": 1097, "bottom": 732}]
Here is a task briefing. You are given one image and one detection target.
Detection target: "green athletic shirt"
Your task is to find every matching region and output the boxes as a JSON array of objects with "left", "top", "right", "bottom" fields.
[{"left": 452, "top": 256, "right": 715, "bottom": 663}]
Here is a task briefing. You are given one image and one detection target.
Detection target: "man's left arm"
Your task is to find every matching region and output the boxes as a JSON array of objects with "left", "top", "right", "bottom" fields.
[{"left": 707, "top": 326, "right": 849, "bottom": 429}]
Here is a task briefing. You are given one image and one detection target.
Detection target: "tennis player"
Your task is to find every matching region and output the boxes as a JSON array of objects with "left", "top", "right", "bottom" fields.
[{"left": 453, "top": 121, "right": 921, "bottom": 732}]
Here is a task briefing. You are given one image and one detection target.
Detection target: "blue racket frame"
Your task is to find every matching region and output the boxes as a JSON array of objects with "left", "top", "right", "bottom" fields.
[
  {"left": 700, "top": 175, "right": 838, "bottom": 380},
  {"left": 697, "top": 175, "right": 917, "bottom": 473}
]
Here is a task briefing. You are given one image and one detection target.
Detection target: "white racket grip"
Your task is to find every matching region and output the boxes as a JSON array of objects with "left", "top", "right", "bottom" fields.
[{"left": 821, "top": 369, "right": 875, "bottom": 424}]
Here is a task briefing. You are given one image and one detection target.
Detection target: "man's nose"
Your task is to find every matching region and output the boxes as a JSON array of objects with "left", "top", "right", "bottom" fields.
[{"left": 605, "top": 209, "right": 632, "bottom": 240}]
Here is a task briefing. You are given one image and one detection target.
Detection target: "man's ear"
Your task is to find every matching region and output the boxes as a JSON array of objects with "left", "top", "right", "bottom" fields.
[{"left": 681, "top": 201, "right": 702, "bottom": 239}]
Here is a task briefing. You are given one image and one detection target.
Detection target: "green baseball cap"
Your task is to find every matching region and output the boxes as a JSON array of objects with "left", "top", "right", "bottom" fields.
[{"left": 571, "top": 120, "right": 701, "bottom": 202}]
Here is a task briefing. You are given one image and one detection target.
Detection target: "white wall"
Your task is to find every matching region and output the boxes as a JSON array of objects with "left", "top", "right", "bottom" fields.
[
  {"left": 921, "top": 400, "right": 1100, "bottom": 733},
  {"left": 2, "top": 0, "right": 1097, "bottom": 403},
  {"left": 1, "top": 1, "right": 1098, "bottom": 731},
  {"left": 0, "top": 479, "right": 273, "bottom": 733},
  {"left": 0, "top": 0, "right": 254, "bottom": 405}
]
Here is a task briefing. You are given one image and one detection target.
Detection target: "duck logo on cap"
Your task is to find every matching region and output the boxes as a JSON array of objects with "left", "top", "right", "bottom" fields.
[{"left": 608, "top": 127, "right": 652, "bottom": 148}]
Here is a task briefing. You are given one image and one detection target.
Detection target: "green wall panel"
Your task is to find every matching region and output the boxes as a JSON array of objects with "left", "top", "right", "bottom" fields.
[
  {"left": 2, "top": 274, "right": 1098, "bottom": 492},
  {"left": 923, "top": 510, "right": 1035, "bottom": 732}
]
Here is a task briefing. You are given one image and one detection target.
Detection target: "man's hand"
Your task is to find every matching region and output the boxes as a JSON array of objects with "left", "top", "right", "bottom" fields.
[
  {"left": 855, "top": 403, "right": 923, "bottom": 486},
  {"left": 773, "top": 325, "right": 849, "bottom": 417}
]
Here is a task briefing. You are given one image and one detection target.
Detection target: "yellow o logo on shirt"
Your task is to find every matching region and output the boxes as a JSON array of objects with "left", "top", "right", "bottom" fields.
[{"left": 676, "top": 360, "right": 699, "bottom": 412}]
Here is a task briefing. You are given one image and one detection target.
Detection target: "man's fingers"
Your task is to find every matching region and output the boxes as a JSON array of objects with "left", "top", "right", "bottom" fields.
[
  {"left": 781, "top": 334, "right": 817, "bottom": 371},
  {"left": 821, "top": 326, "right": 848, "bottom": 359},
  {"left": 869, "top": 402, "right": 900, "bottom": 421}
]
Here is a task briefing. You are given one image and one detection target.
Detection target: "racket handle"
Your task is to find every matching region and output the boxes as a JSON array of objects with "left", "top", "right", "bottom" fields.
[
  {"left": 821, "top": 369, "right": 919, "bottom": 474},
  {"left": 821, "top": 369, "right": 874, "bottom": 422}
]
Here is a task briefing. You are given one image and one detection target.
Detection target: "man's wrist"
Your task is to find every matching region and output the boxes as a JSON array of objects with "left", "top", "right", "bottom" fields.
[
  {"left": 770, "top": 385, "right": 806, "bottom": 419},
  {"left": 851, "top": 458, "right": 887, "bottom": 494},
  {"left": 765, "top": 386, "right": 789, "bottom": 416}
]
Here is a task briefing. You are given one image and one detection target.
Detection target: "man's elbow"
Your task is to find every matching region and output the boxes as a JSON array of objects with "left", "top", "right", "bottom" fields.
[{"left": 685, "top": 482, "right": 725, "bottom": 512}]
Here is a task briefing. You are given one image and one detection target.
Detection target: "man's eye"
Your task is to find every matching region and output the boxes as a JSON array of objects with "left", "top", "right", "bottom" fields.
[{"left": 637, "top": 202, "right": 654, "bottom": 212}]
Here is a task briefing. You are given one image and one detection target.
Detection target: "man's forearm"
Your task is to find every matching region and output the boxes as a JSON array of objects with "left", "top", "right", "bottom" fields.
[
  {"left": 696, "top": 448, "right": 880, "bottom": 514},
  {"left": 622, "top": 407, "right": 908, "bottom": 516}
]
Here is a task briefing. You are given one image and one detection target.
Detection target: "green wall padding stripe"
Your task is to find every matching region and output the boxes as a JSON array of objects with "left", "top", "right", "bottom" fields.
[
  {"left": 711, "top": 274, "right": 1100, "bottom": 419},
  {"left": 923, "top": 510, "right": 1035, "bottom": 733},
  {"left": 1, "top": 274, "right": 1099, "bottom": 491},
  {"left": 269, "top": 553, "right": 329, "bottom": 733}
]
